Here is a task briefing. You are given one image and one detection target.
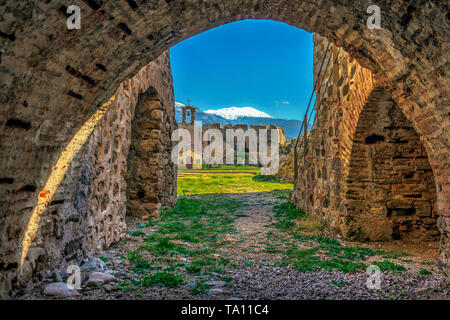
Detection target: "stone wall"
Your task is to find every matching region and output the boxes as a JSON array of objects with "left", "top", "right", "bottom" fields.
[
  {"left": 178, "top": 106, "right": 287, "bottom": 167},
  {"left": 126, "top": 87, "right": 177, "bottom": 219},
  {"left": 1, "top": 2, "right": 446, "bottom": 226},
  {"left": 293, "top": 35, "right": 376, "bottom": 236},
  {"left": 345, "top": 87, "right": 438, "bottom": 241},
  {"left": 293, "top": 35, "right": 439, "bottom": 241},
  {"left": 276, "top": 138, "right": 298, "bottom": 183},
  {"left": 0, "top": 51, "right": 176, "bottom": 297}
]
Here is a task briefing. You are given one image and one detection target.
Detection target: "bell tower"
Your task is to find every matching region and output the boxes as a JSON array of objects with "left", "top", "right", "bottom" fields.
[{"left": 182, "top": 105, "right": 196, "bottom": 125}]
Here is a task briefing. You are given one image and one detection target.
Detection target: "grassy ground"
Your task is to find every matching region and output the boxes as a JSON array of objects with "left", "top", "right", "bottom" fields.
[
  {"left": 200, "top": 165, "right": 260, "bottom": 171},
  {"left": 106, "top": 170, "right": 439, "bottom": 299},
  {"left": 109, "top": 190, "right": 439, "bottom": 299},
  {"left": 30, "top": 166, "right": 443, "bottom": 300},
  {"left": 119, "top": 194, "right": 245, "bottom": 295},
  {"left": 177, "top": 166, "right": 293, "bottom": 195}
]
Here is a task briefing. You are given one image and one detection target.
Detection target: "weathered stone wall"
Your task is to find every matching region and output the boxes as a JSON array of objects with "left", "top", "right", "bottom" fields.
[
  {"left": 293, "top": 35, "right": 376, "bottom": 236},
  {"left": 293, "top": 35, "right": 441, "bottom": 262},
  {"left": 345, "top": 87, "right": 438, "bottom": 241},
  {"left": 178, "top": 106, "right": 287, "bottom": 166},
  {"left": 126, "top": 87, "right": 177, "bottom": 219},
  {"left": 0, "top": 51, "right": 176, "bottom": 297},
  {"left": 1, "top": 2, "right": 447, "bottom": 239},
  {"left": 276, "top": 137, "right": 298, "bottom": 183}
]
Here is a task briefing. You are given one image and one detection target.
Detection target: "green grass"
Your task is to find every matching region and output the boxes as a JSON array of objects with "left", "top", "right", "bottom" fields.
[
  {"left": 270, "top": 190, "right": 291, "bottom": 199},
  {"left": 121, "top": 168, "right": 415, "bottom": 294},
  {"left": 419, "top": 268, "right": 432, "bottom": 275},
  {"left": 122, "top": 195, "right": 242, "bottom": 291},
  {"left": 372, "top": 260, "right": 406, "bottom": 274},
  {"left": 252, "top": 175, "right": 280, "bottom": 183},
  {"left": 140, "top": 234, "right": 190, "bottom": 256},
  {"left": 132, "top": 258, "right": 154, "bottom": 274},
  {"left": 266, "top": 206, "right": 409, "bottom": 274},
  {"left": 388, "top": 291, "right": 406, "bottom": 300},
  {"left": 158, "top": 221, "right": 187, "bottom": 234},
  {"left": 263, "top": 246, "right": 283, "bottom": 254},
  {"left": 127, "top": 251, "right": 142, "bottom": 262},
  {"left": 177, "top": 166, "right": 293, "bottom": 195},
  {"left": 185, "top": 256, "right": 224, "bottom": 275},
  {"left": 189, "top": 280, "right": 213, "bottom": 296},
  {"left": 272, "top": 201, "right": 305, "bottom": 230},
  {"left": 329, "top": 280, "right": 349, "bottom": 287},
  {"left": 133, "top": 272, "right": 185, "bottom": 288},
  {"left": 200, "top": 165, "right": 259, "bottom": 171},
  {"left": 285, "top": 248, "right": 366, "bottom": 273},
  {"left": 130, "top": 230, "right": 146, "bottom": 237},
  {"left": 118, "top": 281, "right": 133, "bottom": 292}
]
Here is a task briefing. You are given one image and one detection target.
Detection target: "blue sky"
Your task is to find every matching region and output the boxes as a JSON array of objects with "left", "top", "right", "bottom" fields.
[{"left": 170, "top": 20, "right": 314, "bottom": 121}]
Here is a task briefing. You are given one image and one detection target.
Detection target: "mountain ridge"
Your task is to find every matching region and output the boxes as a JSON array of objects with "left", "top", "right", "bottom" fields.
[
  {"left": 175, "top": 102, "right": 301, "bottom": 140},
  {"left": 204, "top": 106, "right": 273, "bottom": 120}
]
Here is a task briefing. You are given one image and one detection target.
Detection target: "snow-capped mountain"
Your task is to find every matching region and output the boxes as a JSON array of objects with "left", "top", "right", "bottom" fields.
[
  {"left": 204, "top": 107, "right": 273, "bottom": 120},
  {"left": 174, "top": 102, "right": 302, "bottom": 139}
]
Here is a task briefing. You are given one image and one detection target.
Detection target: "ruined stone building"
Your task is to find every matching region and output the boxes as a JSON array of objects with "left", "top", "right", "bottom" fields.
[
  {"left": 0, "top": 1, "right": 448, "bottom": 296},
  {"left": 177, "top": 105, "right": 287, "bottom": 166}
]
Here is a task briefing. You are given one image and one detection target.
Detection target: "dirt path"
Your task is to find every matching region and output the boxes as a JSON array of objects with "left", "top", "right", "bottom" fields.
[
  {"left": 23, "top": 191, "right": 449, "bottom": 300},
  {"left": 218, "top": 193, "right": 448, "bottom": 300}
]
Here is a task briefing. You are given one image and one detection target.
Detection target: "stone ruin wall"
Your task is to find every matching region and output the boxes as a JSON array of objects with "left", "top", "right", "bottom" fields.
[
  {"left": 0, "top": 51, "right": 176, "bottom": 297},
  {"left": 0, "top": 0, "right": 448, "bottom": 295},
  {"left": 293, "top": 35, "right": 438, "bottom": 243},
  {"left": 177, "top": 112, "right": 287, "bottom": 166},
  {"left": 292, "top": 34, "right": 373, "bottom": 231},
  {"left": 201, "top": 123, "right": 287, "bottom": 160},
  {"left": 345, "top": 87, "right": 438, "bottom": 241},
  {"left": 126, "top": 87, "right": 177, "bottom": 220},
  {"left": 275, "top": 138, "right": 297, "bottom": 183}
]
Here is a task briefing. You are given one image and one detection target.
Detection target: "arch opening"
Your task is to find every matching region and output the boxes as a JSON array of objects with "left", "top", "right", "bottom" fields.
[{"left": 345, "top": 87, "right": 439, "bottom": 243}]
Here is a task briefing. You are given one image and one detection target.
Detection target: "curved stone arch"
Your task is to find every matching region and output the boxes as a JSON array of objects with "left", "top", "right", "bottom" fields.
[
  {"left": 1, "top": 0, "right": 450, "bottom": 213},
  {"left": 0, "top": 0, "right": 449, "bottom": 293},
  {"left": 343, "top": 87, "right": 439, "bottom": 242},
  {"left": 1, "top": 1, "right": 447, "bottom": 216}
]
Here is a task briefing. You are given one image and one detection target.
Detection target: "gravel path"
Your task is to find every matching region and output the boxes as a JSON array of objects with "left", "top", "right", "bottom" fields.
[{"left": 229, "top": 266, "right": 447, "bottom": 300}]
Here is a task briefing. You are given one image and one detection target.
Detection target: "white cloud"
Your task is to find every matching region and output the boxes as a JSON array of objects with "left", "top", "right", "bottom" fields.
[{"left": 275, "top": 101, "right": 290, "bottom": 105}]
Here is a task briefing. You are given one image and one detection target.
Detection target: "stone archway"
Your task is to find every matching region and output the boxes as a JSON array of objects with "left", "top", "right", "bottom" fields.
[
  {"left": 0, "top": 0, "right": 448, "bottom": 295},
  {"left": 344, "top": 87, "right": 439, "bottom": 242}
]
